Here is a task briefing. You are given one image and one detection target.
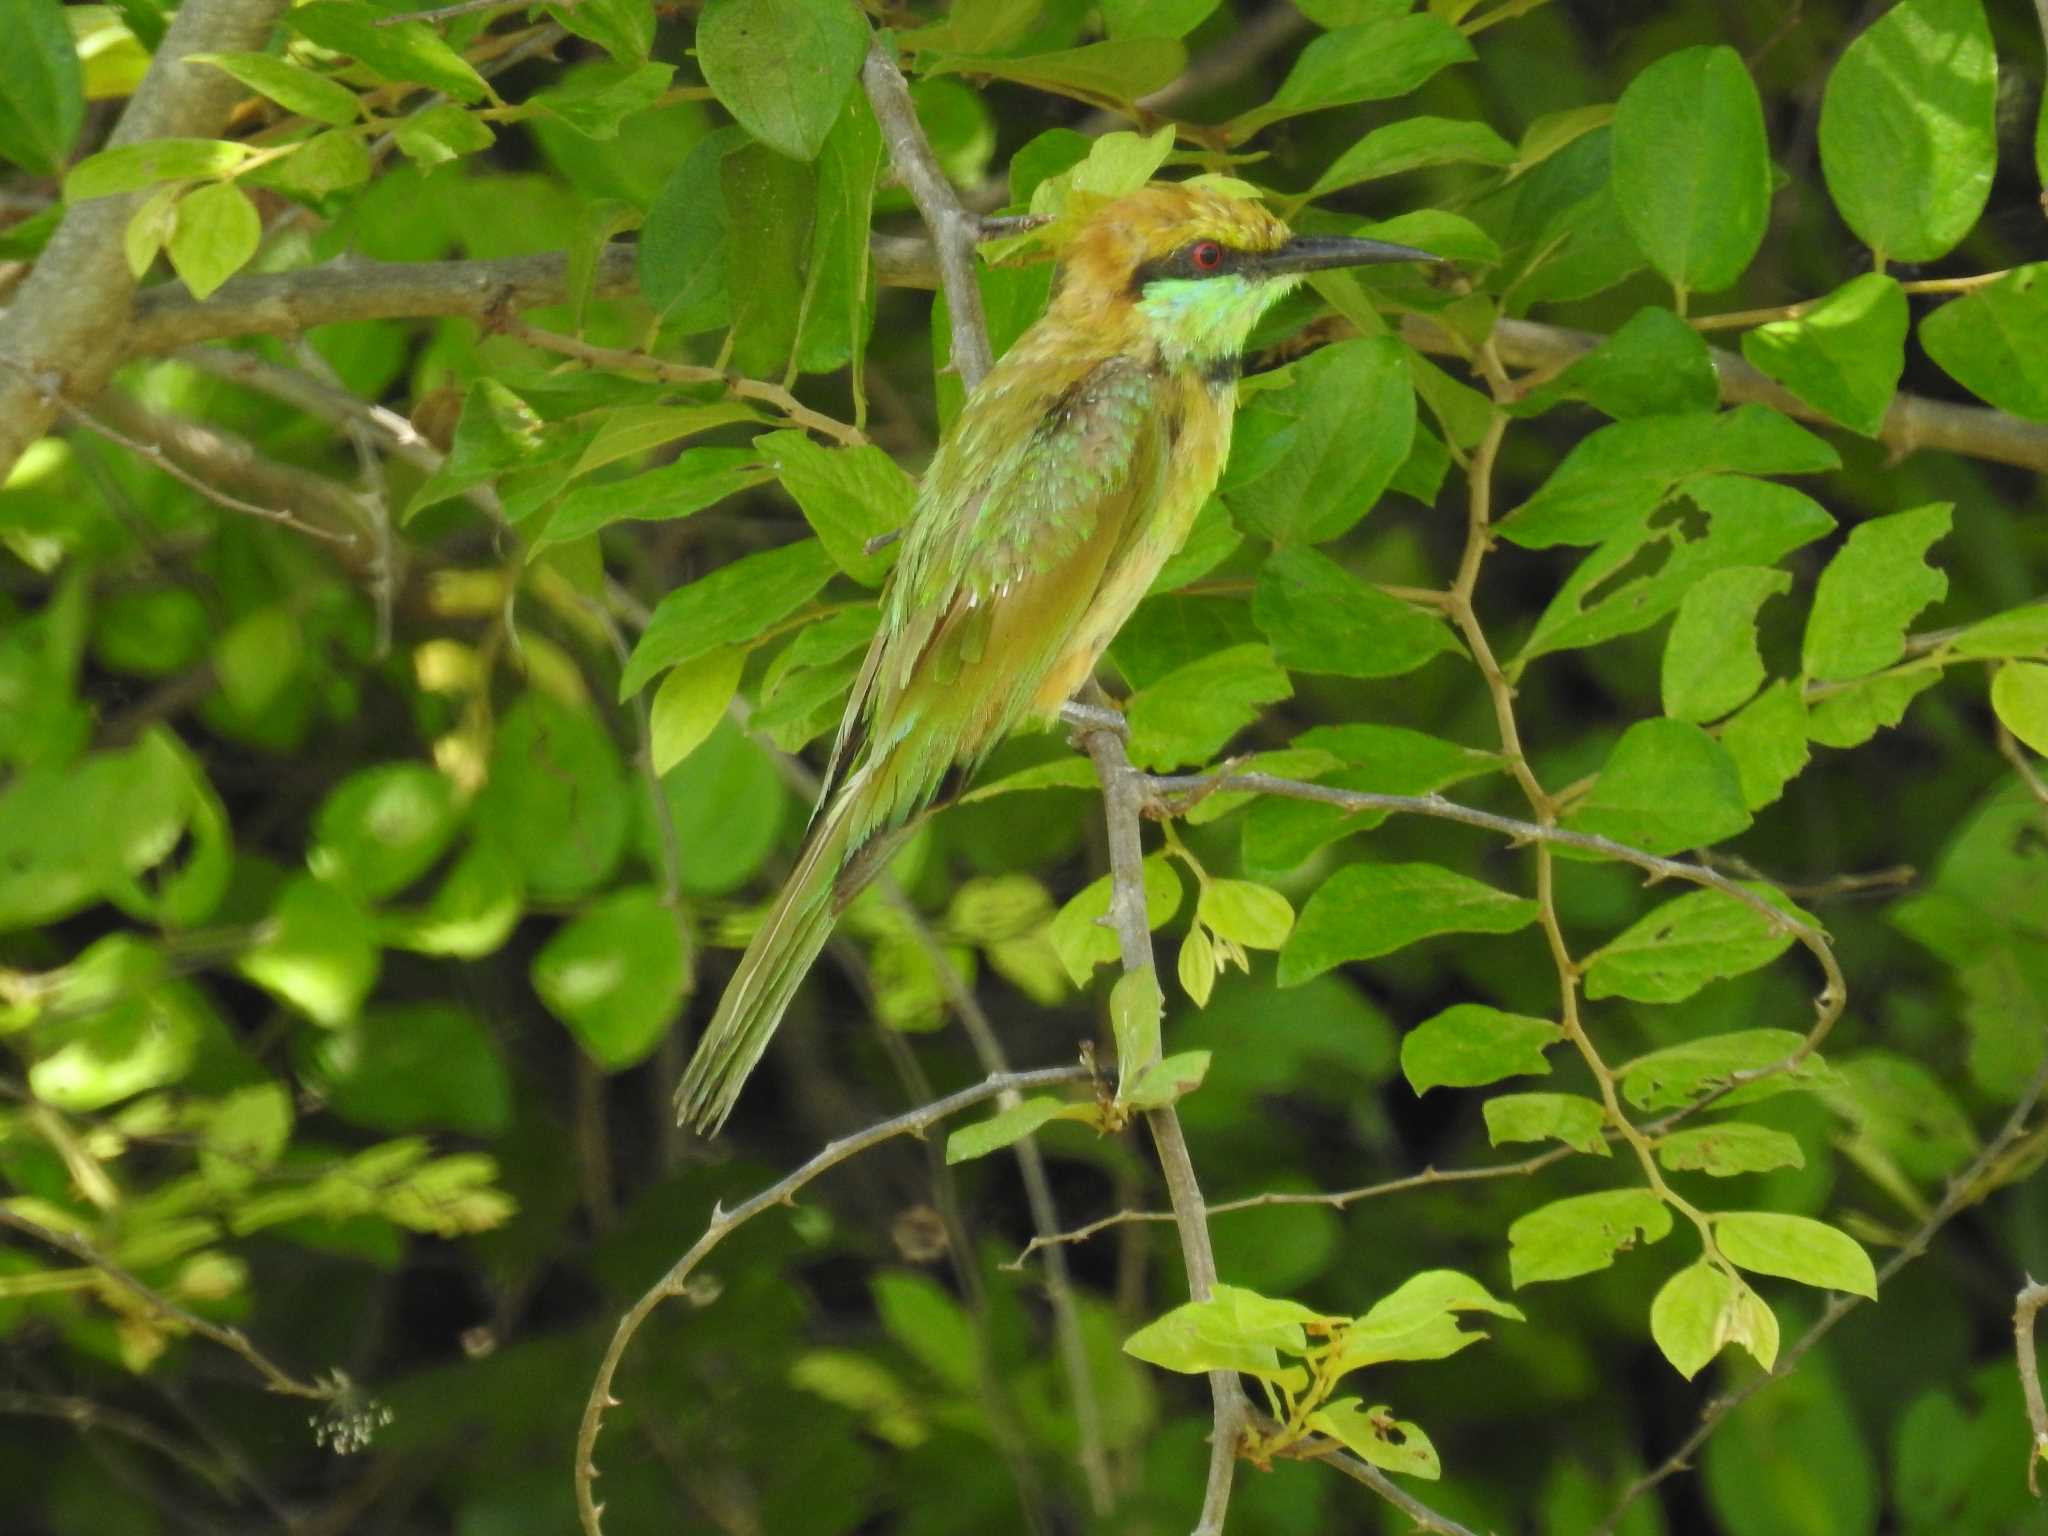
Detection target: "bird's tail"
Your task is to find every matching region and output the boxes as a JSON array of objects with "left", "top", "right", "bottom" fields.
[{"left": 675, "top": 776, "right": 867, "bottom": 1135}]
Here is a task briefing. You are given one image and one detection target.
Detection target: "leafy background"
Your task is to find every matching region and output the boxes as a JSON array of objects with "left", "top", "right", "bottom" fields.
[{"left": 2, "top": 0, "right": 2047, "bottom": 1533}]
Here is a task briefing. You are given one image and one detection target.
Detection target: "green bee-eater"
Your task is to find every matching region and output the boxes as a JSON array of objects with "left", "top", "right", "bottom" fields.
[{"left": 678, "top": 182, "right": 1437, "bottom": 1132}]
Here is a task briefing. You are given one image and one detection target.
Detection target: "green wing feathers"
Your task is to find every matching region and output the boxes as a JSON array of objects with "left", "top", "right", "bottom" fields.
[{"left": 678, "top": 353, "right": 1169, "bottom": 1131}]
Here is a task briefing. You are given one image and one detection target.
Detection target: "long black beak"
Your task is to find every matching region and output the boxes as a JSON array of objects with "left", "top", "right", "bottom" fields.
[{"left": 1260, "top": 234, "right": 1442, "bottom": 275}]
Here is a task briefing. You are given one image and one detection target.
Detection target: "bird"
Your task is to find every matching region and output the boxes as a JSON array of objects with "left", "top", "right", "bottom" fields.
[{"left": 677, "top": 180, "right": 1439, "bottom": 1133}]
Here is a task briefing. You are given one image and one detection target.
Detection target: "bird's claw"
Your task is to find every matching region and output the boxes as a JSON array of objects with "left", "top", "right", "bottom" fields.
[{"left": 1060, "top": 700, "right": 1127, "bottom": 744}]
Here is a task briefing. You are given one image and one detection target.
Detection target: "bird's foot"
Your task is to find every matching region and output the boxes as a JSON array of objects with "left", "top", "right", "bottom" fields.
[{"left": 1060, "top": 699, "right": 1127, "bottom": 744}]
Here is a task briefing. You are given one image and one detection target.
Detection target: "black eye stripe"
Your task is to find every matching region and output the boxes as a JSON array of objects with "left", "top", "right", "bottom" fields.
[{"left": 1130, "top": 240, "right": 1249, "bottom": 291}]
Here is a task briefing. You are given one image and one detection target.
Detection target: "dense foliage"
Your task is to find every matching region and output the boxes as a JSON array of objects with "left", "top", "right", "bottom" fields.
[{"left": 2, "top": 0, "right": 2047, "bottom": 1532}]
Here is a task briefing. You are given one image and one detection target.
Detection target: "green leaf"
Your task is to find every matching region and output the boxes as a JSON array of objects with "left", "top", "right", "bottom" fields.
[
  {"left": 1583, "top": 884, "right": 1805, "bottom": 1004},
  {"left": 1713, "top": 1211, "right": 1877, "bottom": 1298},
  {"left": 166, "top": 180, "right": 260, "bottom": 298},
  {"left": 1124, "top": 642, "right": 1291, "bottom": 771},
  {"left": 1805, "top": 668, "right": 1939, "bottom": 749},
  {"left": 533, "top": 887, "right": 691, "bottom": 1070},
  {"left": 302, "top": 1004, "right": 511, "bottom": 1135},
  {"left": 798, "top": 92, "right": 884, "bottom": 381},
  {"left": 189, "top": 51, "right": 359, "bottom": 126},
  {"left": 404, "top": 380, "right": 547, "bottom": 520},
  {"left": 1280, "top": 862, "right": 1539, "bottom": 986},
  {"left": 1563, "top": 719, "right": 1751, "bottom": 856},
  {"left": 1619, "top": 1029, "right": 1831, "bottom": 1112},
  {"left": 1651, "top": 1260, "right": 1746, "bottom": 1379},
  {"left": 1826, "top": 1052, "right": 1978, "bottom": 1183},
  {"left": 638, "top": 127, "right": 742, "bottom": 331},
  {"left": 1251, "top": 545, "right": 1460, "bottom": 679},
  {"left": 531, "top": 59, "right": 673, "bottom": 140},
  {"left": 1225, "top": 13, "right": 1472, "bottom": 141},
  {"left": 1305, "top": 1399, "right": 1441, "bottom": 1480},
  {"left": 1517, "top": 476, "right": 1833, "bottom": 667},
  {"left": 650, "top": 647, "right": 745, "bottom": 774},
  {"left": 758, "top": 430, "right": 915, "bottom": 585},
  {"left": 1945, "top": 603, "right": 2048, "bottom": 660},
  {"left": 237, "top": 876, "right": 378, "bottom": 1025},
  {"left": 924, "top": 40, "right": 1186, "bottom": 115},
  {"left": 1657, "top": 1123, "right": 1806, "bottom": 1177},
  {"left": 66, "top": 138, "right": 252, "bottom": 200},
  {"left": 1611, "top": 46, "right": 1771, "bottom": 297},
  {"left": 1122, "top": 1284, "right": 1327, "bottom": 1378},
  {"left": 1102, "top": 0, "right": 1220, "bottom": 39},
  {"left": 694, "top": 0, "right": 866, "bottom": 159},
  {"left": 1801, "top": 502, "right": 1951, "bottom": 682},
  {"left": 1197, "top": 880, "right": 1294, "bottom": 950},
  {"left": 721, "top": 141, "right": 816, "bottom": 378},
  {"left": 945, "top": 1096, "right": 1093, "bottom": 1164},
  {"left": 1507, "top": 1189, "right": 1672, "bottom": 1287},
  {"left": 1221, "top": 336, "right": 1415, "bottom": 545},
  {"left": 393, "top": 102, "right": 495, "bottom": 169},
  {"left": 31, "top": 971, "right": 212, "bottom": 1112},
  {"left": 1662, "top": 566, "right": 1791, "bottom": 723},
  {"left": 261, "top": 128, "right": 372, "bottom": 197},
  {"left": 1109, "top": 967, "right": 1163, "bottom": 1098},
  {"left": 1122, "top": 1049, "right": 1212, "bottom": 1110},
  {"left": 1740, "top": 273, "right": 1907, "bottom": 437},
  {"left": 571, "top": 404, "right": 764, "bottom": 479},
  {"left": 1305, "top": 115, "right": 1514, "bottom": 200},
  {"left": 548, "top": 0, "right": 655, "bottom": 62},
  {"left": 287, "top": 0, "right": 491, "bottom": 103},
  {"left": 1501, "top": 407, "right": 1838, "bottom": 548},
  {"left": 1720, "top": 679, "right": 1811, "bottom": 810},
  {"left": 0, "top": 0, "right": 83, "bottom": 175},
  {"left": 476, "top": 694, "right": 629, "bottom": 901},
  {"left": 1524, "top": 305, "right": 1720, "bottom": 421},
  {"left": 1818, "top": 0, "right": 1995, "bottom": 263},
  {"left": 308, "top": 762, "right": 463, "bottom": 902},
  {"left": 1483, "top": 1092, "right": 1610, "bottom": 1155},
  {"left": 1400, "top": 1004, "right": 1560, "bottom": 1095},
  {"left": 381, "top": 835, "right": 524, "bottom": 960},
  {"left": 1048, "top": 855, "right": 1182, "bottom": 986},
  {"left": 659, "top": 718, "right": 786, "bottom": 897},
  {"left": 1992, "top": 662, "right": 2048, "bottom": 757},
  {"left": 1919, "top": 265, "right": 2048, "bottom": 421},
  {"left": 1178, "top": 924, "right": 1216, "bottom": 1007},
  {"left": 621, "top": 539, "right": 839, "bottom": 697},
  {"left": 537, "top": 447, "right": 772, "bottom": 550}
]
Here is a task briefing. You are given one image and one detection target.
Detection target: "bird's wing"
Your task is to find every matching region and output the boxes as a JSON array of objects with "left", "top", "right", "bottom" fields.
[{"left": 817, "top": 354, "right": 1165, "bottom": 807}]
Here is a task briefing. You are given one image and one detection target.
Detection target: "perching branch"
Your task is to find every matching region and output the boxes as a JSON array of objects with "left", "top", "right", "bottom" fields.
[
  {"left": 0, "top": 0, "right": 294, "bottom": 483},
  {"left": 571, "top": 1066, "right": 1093, "bottom": 1536},
  {"left": 1067, "top": 707, "right": 1247, "bottom": 1536}
]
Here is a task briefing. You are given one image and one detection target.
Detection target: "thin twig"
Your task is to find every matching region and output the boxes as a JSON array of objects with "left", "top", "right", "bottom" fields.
[
  {"left": 573, "top": 1066, "right": 1090, "bottom": 1536},
  {"left": 373, "top": 0, "right": 521, "bottom": 23},
  {"left": 1069, "top": 708, "right": 1245, "bottom": 1536},
  {"left": 2018, "top": 1278, "right": 2048, "bottom": 1494},
  {"left": 1139, "top": 768, "right": 1847, "bottom": 1086},
  {"left": 1598, "top": 1054, "right": 2048, "bottom": 1533},
  {"left": 0, "top": 1391, "right": 236, "bottom": 1497},
  {"left": 43, "top": 385, "right": 359, "bottom": 546},
  {"left": 1998, "top": 720, "right": 2048, "bottom": 812},
  {"left": 1300, "top": 1437, "right": 1484, "bottom": 1536},
  {"left": 505, "top": 320, "right": 867, "bottom": 446},
  {"left": 1007, "top": 1149, "right": 1575, "bottom": 1268},
  {"left": 0, "top": 1206, "right": 339, "bottom": 1402},
  {"left": 861, "top": 37, "right": 993, "bottom": 390}
]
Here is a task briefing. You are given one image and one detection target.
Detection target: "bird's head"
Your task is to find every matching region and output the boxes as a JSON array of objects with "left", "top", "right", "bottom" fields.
[{"left": 1048, "top": 181, "right": 1440, "bottom": 373}]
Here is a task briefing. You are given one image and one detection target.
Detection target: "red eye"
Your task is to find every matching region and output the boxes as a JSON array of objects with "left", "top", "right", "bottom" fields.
[{"left": 1190, "top": 240, "right": 1224, "bottom": 272}]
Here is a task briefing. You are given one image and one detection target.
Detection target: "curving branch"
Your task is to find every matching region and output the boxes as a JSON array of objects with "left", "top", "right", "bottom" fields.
[
  {"left": 0, "top": 0, "right": 294, "bottom": 481},
  {"left": 2019, "top": 1277, "right": 2048, "bottom": 1495},
  {"left": 572, "top": 1066, "right": 1092, "bottom": 1536}
]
